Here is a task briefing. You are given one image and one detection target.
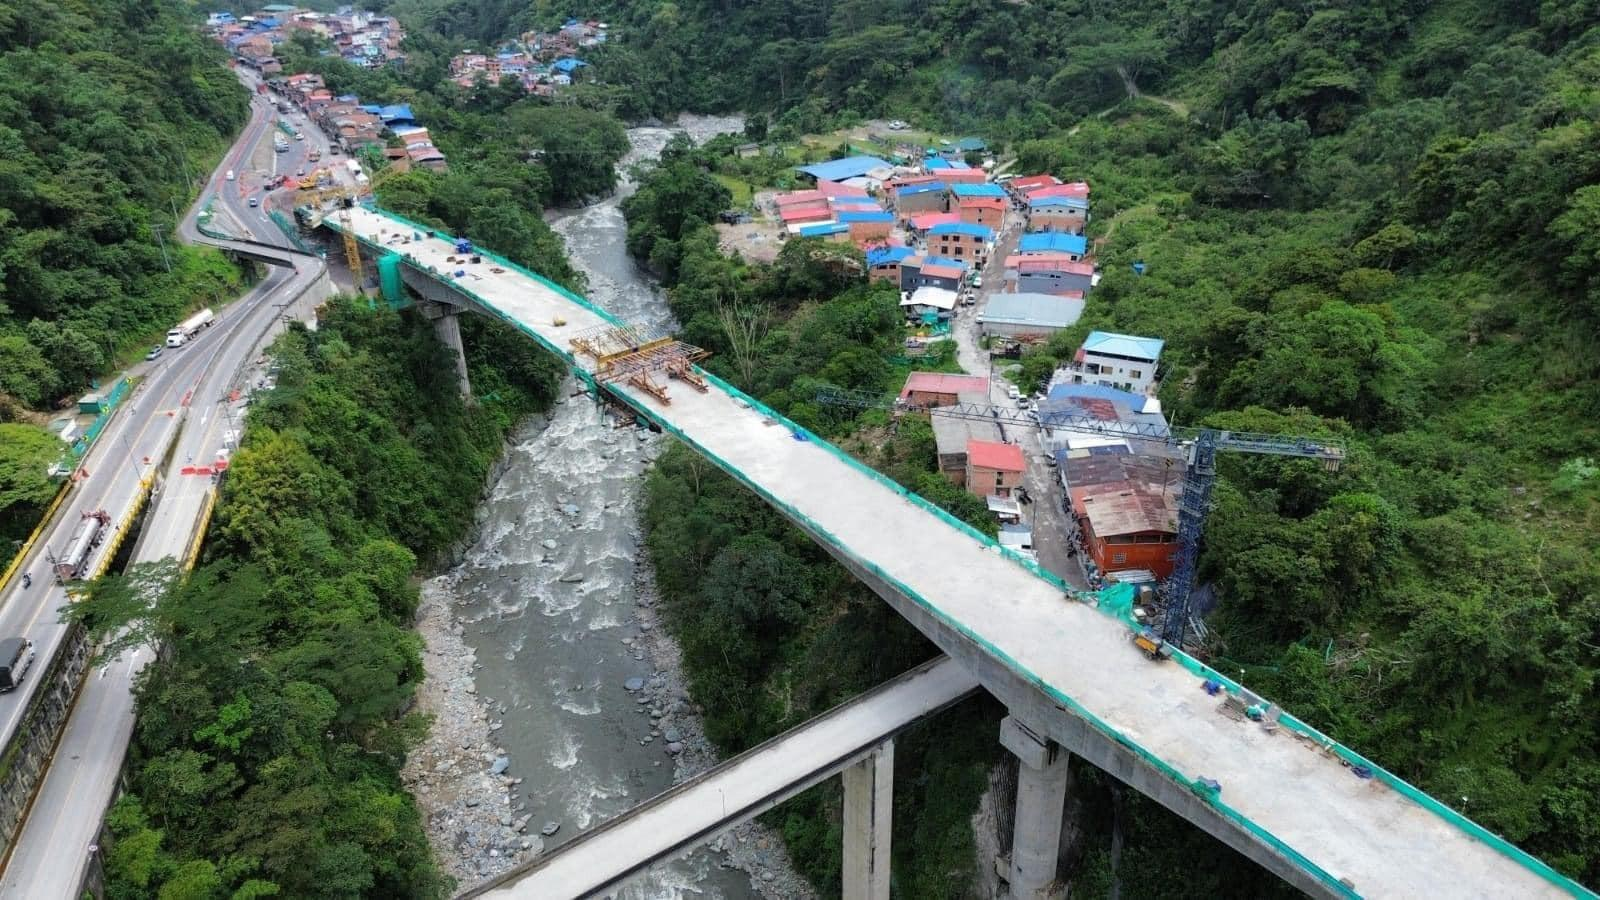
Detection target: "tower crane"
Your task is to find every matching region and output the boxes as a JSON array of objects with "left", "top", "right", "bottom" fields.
[{"left": 815, "top": 387, "right": 1346, "bottom": 651}]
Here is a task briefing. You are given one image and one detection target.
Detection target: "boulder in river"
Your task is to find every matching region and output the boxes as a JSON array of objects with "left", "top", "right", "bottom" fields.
[
  {"left": 541, "top": 822, "right": 561, "bottom": 836},
  {"left": 624, "top": 676, "right": 646, "bottom": 691},
  {"left": 490, "top": 756, "right": 510, "bottom": 775}
]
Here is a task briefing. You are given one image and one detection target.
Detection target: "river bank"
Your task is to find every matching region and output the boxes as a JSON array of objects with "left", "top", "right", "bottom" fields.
[{"left": 401, "top": 115, "right": 811, "bottom": 898}]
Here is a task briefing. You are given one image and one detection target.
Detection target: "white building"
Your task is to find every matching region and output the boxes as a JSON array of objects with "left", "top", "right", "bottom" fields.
[{"left": 1064, "top": 331, "right": 1163, "bottom": 395}]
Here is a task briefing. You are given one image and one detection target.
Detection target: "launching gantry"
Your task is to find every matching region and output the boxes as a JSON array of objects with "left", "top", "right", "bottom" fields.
[{"left": 568, "top": 322, "right": 709, "bottom": 406}]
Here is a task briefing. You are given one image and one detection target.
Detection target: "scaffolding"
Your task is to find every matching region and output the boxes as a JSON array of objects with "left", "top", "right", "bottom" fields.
[{"left": 568, "top": 323, "right": 710, "bottom": 406}]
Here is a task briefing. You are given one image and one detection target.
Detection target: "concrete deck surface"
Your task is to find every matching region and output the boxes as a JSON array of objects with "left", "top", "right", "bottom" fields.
[{"left": 343, "top": 208, "right": 1575, "bottom": 900}]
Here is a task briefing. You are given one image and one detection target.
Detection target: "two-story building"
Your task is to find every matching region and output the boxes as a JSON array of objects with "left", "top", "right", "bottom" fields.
[
  {"left": 1063, "top": 331, "right": 1164, "bottom": 394},
  {"left": 966, "top": 439, "right": 1026, "bottom": 499},
  {"left": 893, "top": 181, "right": 948, "bottom": 215},
  {"left": 899, "top": 255, "right": 968, "bottom": 293},
  {"left": 1004, "top": 255, "right": 1095, "bottom": 295},
  {"left": 927, "top": 222, "right": 993, "bottom": 264},
  {"left": 867, "top": 246, "right": 914, "bottom": 284},
  {"left": 1028, "top": 195, "right": 1090, "bottom": 233},
  {"left": 839, "top": 210, "right": 894, "bottom": 241},
  {"left": 1018, "top": 232, "right": 1088, "bottom": 261},
  {"left": 956, "top": 195, "right": 1006, "bottom": 229}
]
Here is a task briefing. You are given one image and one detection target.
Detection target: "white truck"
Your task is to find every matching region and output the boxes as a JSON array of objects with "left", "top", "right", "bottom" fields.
[{"left": 166, "top": 307, "right": 216, "bottom": 348}]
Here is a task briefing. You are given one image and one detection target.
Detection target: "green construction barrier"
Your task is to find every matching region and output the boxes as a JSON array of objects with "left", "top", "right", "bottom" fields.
[{"left": 377, "top": 253, "right": 407, "bottom": 307}]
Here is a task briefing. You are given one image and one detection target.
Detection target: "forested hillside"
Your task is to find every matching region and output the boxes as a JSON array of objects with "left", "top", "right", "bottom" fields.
[
  {"left": 609, "top": 0, "right": 1600, "bottom": 893},
  {"left": 75, "top": 299, "right": 562, "bottom": 899},
  {"left": 0, "top": 0, "right": 247, "bottom": 413}
]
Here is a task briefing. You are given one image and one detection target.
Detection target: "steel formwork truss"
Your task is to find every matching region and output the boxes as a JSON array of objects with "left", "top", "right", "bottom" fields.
[{"left": 569, "top": 323, "right": 710, "bottom": 406}]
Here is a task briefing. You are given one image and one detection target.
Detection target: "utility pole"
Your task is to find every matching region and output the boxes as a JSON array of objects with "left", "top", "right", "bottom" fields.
[{"left": 152, "top": 224, "right": 172, "bottom": 273}]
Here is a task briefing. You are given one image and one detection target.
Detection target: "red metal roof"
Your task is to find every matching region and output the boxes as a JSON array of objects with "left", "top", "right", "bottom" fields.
[
  {"left": 887, "top": 175, "right": 939, "bottom": 191},
  {"left": 1004, "top": 254, "right": 1092, "bottom": 275},
  {"left": 816, "top": 179, "right": 870, "bottom": 198},
  {"left": 967, "top": 439, "right": 1025, "bottom": 472},
  {"left": 775, "top": 190, "right": 825, "bottom": 207},
  {"left": 1008, "top": 175, "right": 1059, "bottom": 192},
  {"left": 909, "top": 212, "right": 961, "bottom": 231},
  {"left": 900, "top": 372, "right": 988, "bottom": 400},
  {"left": 920, "top": 264, "right": 966, "bottom": 280},
  {"left": 1026, "top": 182, "right": 1090, "bottom": 199},
  {"left": 779, "top": 203, "right": 833, "bottom": 223},
  {"left": 959, "top": 196, "right": 1006, "bottom": 209},
  {"left": 938, "top": 169, "right": 990, "bottom": 183}
]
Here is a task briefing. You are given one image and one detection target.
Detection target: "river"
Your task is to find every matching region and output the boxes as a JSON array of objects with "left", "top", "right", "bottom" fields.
[{"left": 412, "top": 115, "right": 799, "bottom": 898}]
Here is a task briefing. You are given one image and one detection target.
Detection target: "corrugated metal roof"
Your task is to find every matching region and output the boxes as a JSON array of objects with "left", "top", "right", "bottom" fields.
[
  {"left": 968, "top": 439, "right": 1025, "bottom": 472},
  {"left": 866, "top": 246, "right": 914, "bottom": 267},
  {"left": 950, "top": 183, "right": 1006, "bottom": 198},
  {"left": 979, "top": 293, "right": 1086, "bottom": 330},
  {"left": 1019, "top": 233, "right": 1088, "bottom": 255},
  {"left": 929, "top": 222, "right": 993, "bottom": 238},
  {"left": 1083, "top": 331, "right": 1164, "bottom": 361},
  {"left": 798, "top": 156, "right": 893, "bottom": 181},
  {"left": 900, "top": 372, "right": 988, "bottom": 399}
]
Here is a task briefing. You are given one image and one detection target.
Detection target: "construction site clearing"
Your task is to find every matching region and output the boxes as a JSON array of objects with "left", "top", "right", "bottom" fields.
[{"left": 331, "top": 205, "right": 1571, "bottom": 899}]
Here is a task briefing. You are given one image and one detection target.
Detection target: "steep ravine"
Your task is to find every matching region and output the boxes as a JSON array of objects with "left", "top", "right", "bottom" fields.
[{"left": 403, "top": 117, "right": 813, "bottom": 899}]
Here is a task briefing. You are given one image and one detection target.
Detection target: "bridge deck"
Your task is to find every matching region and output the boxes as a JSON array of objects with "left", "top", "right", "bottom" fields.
[
  {"left": 467, "top": 657, "right": 977, "bottom": 898},
  {"left": 340, "top": 207, "right": 1584, "bottom": 900}
]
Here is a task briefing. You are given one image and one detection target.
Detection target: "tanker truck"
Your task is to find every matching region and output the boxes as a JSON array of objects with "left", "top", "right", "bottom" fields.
[{"left": 165, "top": 307, "right": 216, "bottom": 348}]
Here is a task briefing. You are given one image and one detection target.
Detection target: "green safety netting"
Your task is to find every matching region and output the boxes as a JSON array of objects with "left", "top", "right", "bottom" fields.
[{"left": 339, "top": 206, "right": 1595, "bottom": 900}]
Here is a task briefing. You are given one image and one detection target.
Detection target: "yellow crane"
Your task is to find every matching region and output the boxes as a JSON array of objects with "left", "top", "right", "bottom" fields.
[{"left": 296, "top": 160, "right": 410, "bottom": 287}]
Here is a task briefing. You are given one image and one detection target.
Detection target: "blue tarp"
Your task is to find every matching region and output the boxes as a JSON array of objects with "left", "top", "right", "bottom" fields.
[{"left": 798, "top": 156, "right": 893, "bottom": 182}]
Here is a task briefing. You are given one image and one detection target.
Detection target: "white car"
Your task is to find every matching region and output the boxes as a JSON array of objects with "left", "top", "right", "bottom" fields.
[
  {"left": 888, "top": 120, "right": 908, "bottom": 130},
  {"left": 226, "top": 169, "right": 235, "bottom": 181}
]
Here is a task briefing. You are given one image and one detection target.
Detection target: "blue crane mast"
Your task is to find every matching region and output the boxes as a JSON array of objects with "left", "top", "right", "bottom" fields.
[{"left": 814, "top": 387, "right": 1345, "bottom": 649}]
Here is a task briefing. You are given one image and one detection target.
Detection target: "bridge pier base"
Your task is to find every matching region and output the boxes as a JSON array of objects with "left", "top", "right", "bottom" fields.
[
  {"left": 842, "top": 738, "right": 893, "bottom": 900},
  {"left": 1001, "top": 716, "right": 1068, "bottom": 900},
  {"left": 419, "top": 300, "right": 472, "bottom": 401}
]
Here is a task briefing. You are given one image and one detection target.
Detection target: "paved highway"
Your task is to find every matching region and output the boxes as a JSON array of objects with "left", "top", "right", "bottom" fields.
[{"left": 0, "top": 70, "right": 332, "bottom": 897}]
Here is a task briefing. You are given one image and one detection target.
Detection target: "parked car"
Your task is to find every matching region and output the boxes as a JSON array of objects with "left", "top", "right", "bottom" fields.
[
  {"left": 888, "top": 119, "right": 908, "bottom": 130},
  {"left": 144, "top": 346, "right": 163, "bottom": 361},
  {"left": 249, "top": 197, "right": 259, "bottom": 208},
  {"left": 972, "top": 274, "right": 984, "bottom": 288}
]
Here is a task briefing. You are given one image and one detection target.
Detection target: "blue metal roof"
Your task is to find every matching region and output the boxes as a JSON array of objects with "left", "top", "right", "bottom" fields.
[
  {"left": 1029, "top": 195, "right": 1089, "bottom": 209},
  {"left": 798, "top": 222, "right": 848, "bottom": 237},
  {"left": 378, "top": 104, "right": 416, "bottom": 123},
  {"left": 839, "top": 211, "right": 894, "bottom": 223},
  {"left": 898, "top": 182, "right": 947, "bottom": 196},
  {"left": 1083, "top": 331, "right": 1164, "bottom": 361},
  {"left": 930, "top": 222, "right": 993, "bottom": 239},
  {"left": 798, "top": 156, "right": 893, "bottom": 182},
  {"left": 950, "top": 183, "right": 1006, "bottom": 198},
  {"left": 553, "top": 57, "right": 588, "bottom": 73},
  {"left": 867, "top": 246, "right": 914, "bottom": 266},
  {"left": 918, "top": 255, "right": 970, "bottom": 271},
  {"left": 1020, "top": 233, "right": 1088, "bottom": 255}
]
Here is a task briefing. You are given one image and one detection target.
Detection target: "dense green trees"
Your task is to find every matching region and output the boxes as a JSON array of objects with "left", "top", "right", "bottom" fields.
[
  {"left": 0, "top": 0, "right": 247, "bottom": 413},
  {"left": 605, "top": 0, "right": 1600, "bottom": 892},
  {"left": 75, "top": 299, "right": 562, "bottom": 899}
]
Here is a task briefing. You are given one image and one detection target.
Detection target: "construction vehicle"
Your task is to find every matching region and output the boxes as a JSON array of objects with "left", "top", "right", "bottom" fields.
[
  {"left": 54, "top": 510, "right": 112, "bottom": 582},
  {"left": 1132, "top": 627, "right": 1172, "bottom": 661},
  {"left": 165, "top": 307, "right": 215, "bottom": 347},
  {"left": 296, "top": 162, "right": 409, "bottom": 287},
  {"left": 816, "top": 386, "right": 1345, "bottom": 651}
]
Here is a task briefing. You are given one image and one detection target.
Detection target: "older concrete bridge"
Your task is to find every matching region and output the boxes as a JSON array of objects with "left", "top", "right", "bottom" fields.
[{"left": 330, "top": 206, "right": 1594, "bottom": 900}]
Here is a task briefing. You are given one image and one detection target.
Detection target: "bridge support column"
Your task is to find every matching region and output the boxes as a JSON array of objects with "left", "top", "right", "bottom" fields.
[
  {"left": 842, "top": 738, "right": 893, "bottom": 900},
  {"left": 1001, "top": 716, "right": 1068, "bottom": 900},
  {"left": 419, "top": 300, "right": 472, "bottom": 401}
]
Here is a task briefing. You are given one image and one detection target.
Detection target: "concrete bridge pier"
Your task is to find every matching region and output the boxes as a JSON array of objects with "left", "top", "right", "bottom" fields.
[
  {"left": 842, "top": 738, "right": 894, "bottom": 900},
  {"left": 417, "top": 300, "right": 472, "bottom": 401},
  {"left": 1001, "top": 716, "right": 1069, "bottom": 900}
]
